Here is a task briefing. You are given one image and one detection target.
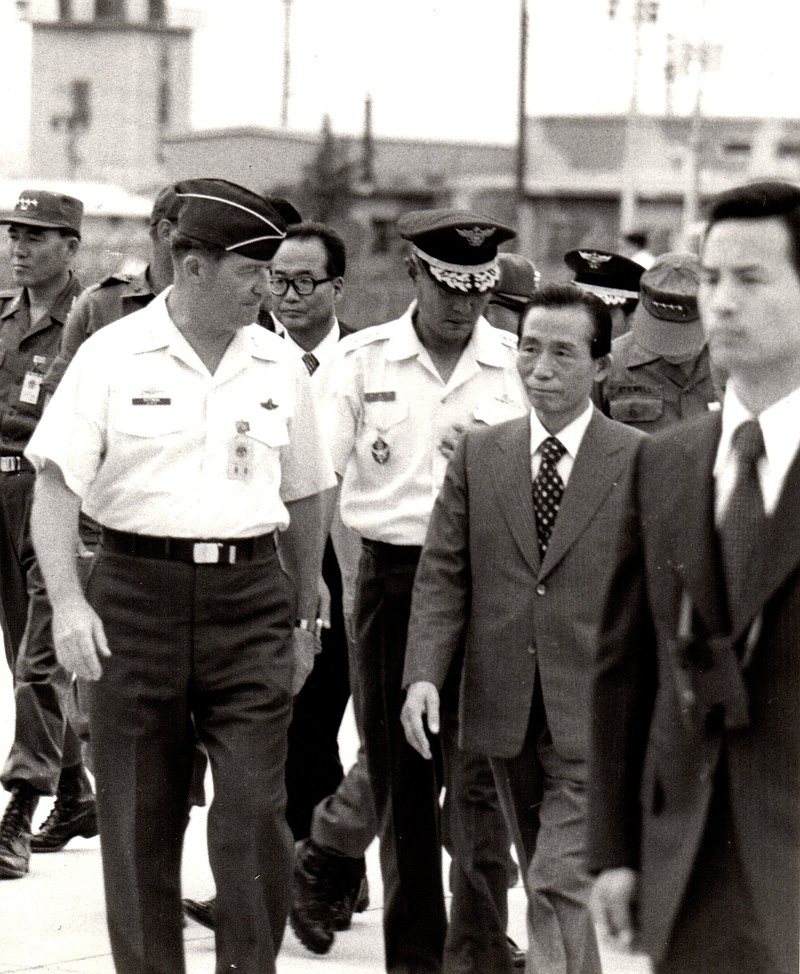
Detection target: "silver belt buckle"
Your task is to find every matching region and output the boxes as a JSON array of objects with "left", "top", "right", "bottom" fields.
[
  {"left": 0, "top": 457, "right": 19, "bottom": 472},
  {"left": 193, "top": 542, "right": 220, "bottom": 564}
]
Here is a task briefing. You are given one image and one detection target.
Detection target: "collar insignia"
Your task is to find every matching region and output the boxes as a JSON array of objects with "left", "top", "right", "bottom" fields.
[{"left": 456, "top": 226, "right": 495, "bottom": 247}]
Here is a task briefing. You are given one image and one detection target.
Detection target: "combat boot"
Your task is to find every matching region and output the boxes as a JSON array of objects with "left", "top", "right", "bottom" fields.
[
  {"left": 290, "top": 839, "right": 368, "bottom": 954},
  {"left": 30, "top": 764, "right": 98, "bottom": 853},
  {"left": 0, "top": 783, "right": 39, "bottom": 879}
]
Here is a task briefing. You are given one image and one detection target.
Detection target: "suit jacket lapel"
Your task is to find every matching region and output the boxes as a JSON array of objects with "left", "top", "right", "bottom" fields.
[
  {"left": 492, "top": 417, "right": 540, "bottom": 573},
  {"left": 732, "top": 449, "right": 800, "bottom": 639},
  {"left": 660, "top": 414, "right": 731, "bottom": 636},
  {"left": 539, "top": 412, "right": 625, "bottom": 579}
]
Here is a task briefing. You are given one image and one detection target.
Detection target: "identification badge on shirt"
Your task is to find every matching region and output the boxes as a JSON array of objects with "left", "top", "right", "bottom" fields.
[
  {"left": 227, "top": 420, "right": 253, "bottom": 482},
  {"left": 19, "top": 371, "right": 43, "bottom": 406}
]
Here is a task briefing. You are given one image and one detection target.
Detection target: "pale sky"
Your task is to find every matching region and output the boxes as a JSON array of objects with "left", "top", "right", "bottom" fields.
[{"left": 1, "top": 0, "right": 798, "bottom": 173}]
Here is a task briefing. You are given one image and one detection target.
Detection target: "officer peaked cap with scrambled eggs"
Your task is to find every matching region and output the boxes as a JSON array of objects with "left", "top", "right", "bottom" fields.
[
  {"left": 398, "top": 209, "right": 516, "bottom": 294},
  {"left": 174, "top": 179, "right": 287, "bottom": 262}
]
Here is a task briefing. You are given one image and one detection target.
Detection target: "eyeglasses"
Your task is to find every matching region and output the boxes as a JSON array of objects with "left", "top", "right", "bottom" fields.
[{"left": 268, "top": 274, "right": 335, "bottom": 297}]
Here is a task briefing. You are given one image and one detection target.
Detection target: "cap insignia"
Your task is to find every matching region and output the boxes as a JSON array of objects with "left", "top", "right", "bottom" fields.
[
  {"left": 17, "top": 197, "right": 39, "bottom": 211},
  {"left": 578, "top": 251, "right": 612, "bottom": 270},
  {"left": 456, "top": 226, "right": 495, "bottom": 247}
]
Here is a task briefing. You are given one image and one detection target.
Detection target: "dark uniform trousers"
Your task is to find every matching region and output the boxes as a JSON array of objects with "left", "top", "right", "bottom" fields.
[
  {"left": 355, "top": 541, "right": 513, "bottom": 974},
  {"left": 284, "top": 537, "right": 351, "bottom": 839},
  {"left": 85, "top": 540, "right": 295, "bottom": 974}
]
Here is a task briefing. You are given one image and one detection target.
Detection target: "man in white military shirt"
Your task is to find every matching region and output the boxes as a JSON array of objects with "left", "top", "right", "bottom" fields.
[
  {"left": 25, "top": 181, "right": 335, "bottom": 974},
  {"left": 318, "top": 210, "right": 528, "bottom": 974}
]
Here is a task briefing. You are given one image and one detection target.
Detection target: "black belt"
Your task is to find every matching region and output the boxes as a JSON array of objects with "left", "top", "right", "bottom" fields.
[
  {"left": 102, "top": 528, "right": 276, "bottom": 565},
  {"left": 0, "top": 455, "right": 33, "bottom": 473},
  {"left": 361, "top": 538, "right": 423, "bottom": 563}
]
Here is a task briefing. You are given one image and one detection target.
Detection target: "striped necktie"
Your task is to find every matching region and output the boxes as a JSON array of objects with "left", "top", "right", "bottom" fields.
[{"left": 302, "top": 351, "right": 320, "bottom": 376}]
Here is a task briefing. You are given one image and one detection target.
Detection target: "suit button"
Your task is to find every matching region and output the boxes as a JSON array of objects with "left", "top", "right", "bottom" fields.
[
  {"left": 527, "top": 644, "right": 536, "bottom": 655},
  {"left": 536, "top": 584, "right": 546, "bottom": 596}
]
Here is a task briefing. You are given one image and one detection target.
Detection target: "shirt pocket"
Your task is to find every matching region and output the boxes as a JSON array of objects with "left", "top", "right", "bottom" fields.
[
  {"left": 114, "top": 398, "right": 191, "bottom": 438},
  {"left": 362, "top": 395, "right": 409, "bottom": 433},
  {"left": 472, "top": 395, "right": 525, "bottom": 426},
  {"left": 608, "top": 393, "right": 664, "bottom": 424},
  {"left": 247, "top": 410, "right": 290, "bottom": 449}
]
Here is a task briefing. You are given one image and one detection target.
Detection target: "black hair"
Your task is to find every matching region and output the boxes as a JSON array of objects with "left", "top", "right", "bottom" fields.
[
  {"left": 518, "top": 283, "right": 612, "bottom": 359},
  {"left": 705, "top": 180, "right": 800, "bottom": 280},
  {"left": 284, "top": 222, "right": 347, "bottom": 278}
]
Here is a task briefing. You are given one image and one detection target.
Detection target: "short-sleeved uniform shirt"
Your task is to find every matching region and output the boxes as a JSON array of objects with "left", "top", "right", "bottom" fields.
[
  {"left": 601, "top": 331, "right": 719, "bottom": 432},
  {"left": 26, "top": 288, "right": 336, "bottom": 538},
  {"left": 318, "top": 306, "right": 528, "bottom": 546},
  {"left": 0, "top": 273, "right": 83, "bottom": 454}
]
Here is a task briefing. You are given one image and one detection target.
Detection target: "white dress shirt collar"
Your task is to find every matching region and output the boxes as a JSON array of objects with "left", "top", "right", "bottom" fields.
[{"left": 528, "top": 401, "right": 594, "bottom": 486}]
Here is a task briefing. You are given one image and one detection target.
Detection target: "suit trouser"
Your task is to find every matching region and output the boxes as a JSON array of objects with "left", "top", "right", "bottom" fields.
[
  {"left": 354, "top": 540, "right": 511, "bottom": 974},
  {"left": 656, "top": 758, "right": 796, "bottom": 974},
  {"left": 0, "top": 468, "right": 84, "bottom": 793},
  {"left": 86, "top": 543, "right": 295, "bottom": 974},
  {"left": 285, "top": 538, "right": 351, "bottom": 840},
  {"left": 490, "top": 681, "right": 601, "bottom": 974}
]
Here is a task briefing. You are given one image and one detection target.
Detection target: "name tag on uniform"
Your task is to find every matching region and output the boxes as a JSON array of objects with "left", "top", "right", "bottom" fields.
[
  {"left": 132, "top": 395, "right": 172, "bottom": 406},
  {"left": 364, "top": 391, "right": 396, "bottom": 402},
  {"left": 19, "top": 372, "right": 43, "bottom": 405}
]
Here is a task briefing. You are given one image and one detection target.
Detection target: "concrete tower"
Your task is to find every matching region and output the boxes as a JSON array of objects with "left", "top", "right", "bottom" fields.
[{"left": 22, "top": 0, "right": 194, "bottom": 189}]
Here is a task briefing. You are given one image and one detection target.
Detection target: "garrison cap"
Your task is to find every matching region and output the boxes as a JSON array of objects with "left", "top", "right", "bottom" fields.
[
  {"left": 1, "top": 190, "right": 83, "bottom": 239},
  {"left": 490, "top": 253, "right": 541, "bottom": 310},
  {"left": 149, "top": 184, "right": 184, "bottom": 226},
  {"left": 564, "top": 248, "right": 644, "bottom": 306},
  {"left": 174, "top": 178, "right": 287, "bottom": 262},
  {"left": 398, "top": 209, "right": 516, "bottom": 293},
  {"left": 264, "top": 196, "right": 302, "bottom": 226},
  {"left": 631, "top": 251, "right": 705, "bottom": 358}
]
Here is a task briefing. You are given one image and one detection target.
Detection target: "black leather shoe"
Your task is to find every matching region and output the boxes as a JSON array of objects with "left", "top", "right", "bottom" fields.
[
  {"left": 290, "top": 839, "right": 367, "bottom": 954},
  {"left": 331, "top": 869, "right": 369, "bottom": 931},
  {"left": 30, "top": 794, "right": 98, "bottom": 853},
  {"left": 0, "top": 785, "right": 39, "bottom": 879},
  {"left": 183, "top": 896, "right": 215, "bottom": 930},
  {"left": 507, "top": 934, "right": 526, "bottom": 969}
]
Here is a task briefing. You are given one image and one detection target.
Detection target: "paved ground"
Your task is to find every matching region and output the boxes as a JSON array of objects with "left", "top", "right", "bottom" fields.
[{"left": 0, "top": 655, "right": 651, "bottom": 973}]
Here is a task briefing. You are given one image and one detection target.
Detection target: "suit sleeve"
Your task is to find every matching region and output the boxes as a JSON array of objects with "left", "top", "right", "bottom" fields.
[
  {"left": 403, "top": 433, "right": 472, "bottom": 690},
  {"left": 587, "top": 439, "right": 658, "bottom": 873}
]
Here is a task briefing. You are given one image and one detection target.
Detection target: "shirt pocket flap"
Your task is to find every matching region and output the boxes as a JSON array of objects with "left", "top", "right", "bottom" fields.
[
  {"left": 608, "top": 395, "right": 663, "bottom": 424},
  {"left": 473, "top": 396, "right": 523, "bottom": 426},
  {"left": 247, "top": 411, "right": 290, "bottom": 448}
]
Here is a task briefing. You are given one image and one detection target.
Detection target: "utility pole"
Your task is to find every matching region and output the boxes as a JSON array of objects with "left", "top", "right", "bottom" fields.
[
  {"left": 280, "top": 0, "right": 292, "bottom": 128},
  {"left": 516, "top": 0, "right": 532, "bottom": 252}
]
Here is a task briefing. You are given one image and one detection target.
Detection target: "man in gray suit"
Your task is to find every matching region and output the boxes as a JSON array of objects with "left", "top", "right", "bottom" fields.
[{"left": 402, "top": 283, "right": 643, "bottom": 974}]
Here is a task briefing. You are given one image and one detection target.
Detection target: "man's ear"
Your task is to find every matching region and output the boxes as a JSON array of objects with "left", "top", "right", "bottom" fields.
[
  {"left": 593, "top": 353, "right": 612, "bottom": 384},
  {"left": 331, "top": 276, "right": 344, "bottom": 300},
  {"left": 155, "top": 218, "right": 174, "bottom": 244},
  {"left": 181, "top": 252, "right": 203, "bottom": 282}
]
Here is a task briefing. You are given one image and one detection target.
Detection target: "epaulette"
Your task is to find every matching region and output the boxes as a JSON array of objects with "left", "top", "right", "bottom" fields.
[
  {"left": 495, "top": 329, "right": 518, "bottom": 350},
  {"left": 337, "top": 321, "right": 393, "bottom": 354},
  {"left": 96, "top": 271, "right": 133, "bottom": 289}
]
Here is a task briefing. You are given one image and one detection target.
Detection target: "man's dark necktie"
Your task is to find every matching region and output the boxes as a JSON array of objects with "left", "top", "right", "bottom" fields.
[
  {"left": 302, "top": 351, "right": 320, "bottom": 376},
  {"left": 533, "top": 436, "right": 566, "bottom": 558},
  {"left": 719, "top": 419, "right": 765, "bottom": 611}
]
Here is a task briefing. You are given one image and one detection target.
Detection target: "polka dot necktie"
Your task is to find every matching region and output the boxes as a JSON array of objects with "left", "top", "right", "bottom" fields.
[
  {"left": 533, "top": 436, "right": 566, "bottom": 558},
  {"left": 719, "top": 419, "right": 765, "bottom": 612},
  {"left": 302, "top": 351, "right": 320, "bottom": 376}
]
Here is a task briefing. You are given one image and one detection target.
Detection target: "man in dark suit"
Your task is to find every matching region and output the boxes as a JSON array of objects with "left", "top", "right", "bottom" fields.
[
  {"left": 588, "top": 179, "right": 800, "bottom": 974},
  {"left": 402, "top": 283, "right": 643, "bottom": 974}
]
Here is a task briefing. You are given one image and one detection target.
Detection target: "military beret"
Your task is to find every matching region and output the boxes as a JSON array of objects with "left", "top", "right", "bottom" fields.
[
  {"left": 631, "top": 251, "right": 705, "bottom": 358},
  {"left": 398, "top": 209, "right": 516, "bottom": 293},
  {"left": 174, "top": 178, "right": 287, "bottom": 262},
  {"left": 1, "top": 190, "right": 83, "bottom": 239},
  {"left": 564, "top": 249, "right": 644, "bottom": 306},
  {"left": 490, "top": 253, "right": 540, "bottom": 310}
]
